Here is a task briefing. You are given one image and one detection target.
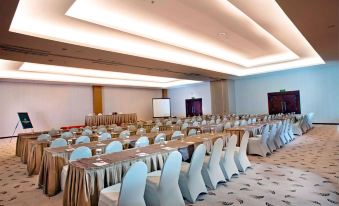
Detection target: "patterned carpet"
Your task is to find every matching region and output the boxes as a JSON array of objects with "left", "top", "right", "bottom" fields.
[{"left": 0, "top": 125, "right": 338, "bottom": 206}]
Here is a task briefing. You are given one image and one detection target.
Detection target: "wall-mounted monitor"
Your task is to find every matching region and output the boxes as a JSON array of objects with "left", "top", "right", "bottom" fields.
[{"left": 152, "top": 98, "right": 171, "bottom": 118}]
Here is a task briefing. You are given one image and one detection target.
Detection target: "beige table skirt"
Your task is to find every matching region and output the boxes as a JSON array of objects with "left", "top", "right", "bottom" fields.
[{"left": 85, "top": 114, "right": 137, "bottom": 126}]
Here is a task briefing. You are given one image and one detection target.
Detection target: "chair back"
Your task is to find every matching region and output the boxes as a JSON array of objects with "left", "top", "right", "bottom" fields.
[
  {"left": 215, "top": 124, "right": 224, "bottom": 133},
  {"left": 48, "top": 129, "right": 58, "bottom": 136},
  {"left": 261, "top": 125, "right": 270, "bottom": 143},
  {"left": 69, "top": 146, "right": 92, "bottom": 161},
  {"left": 114, "top": 126, "right": 123, "bottom": 132},
  {"left": 269, "top": 124, "right": 277, "bottom": 140},
  {"left": 50, "top": 138, "right": 67, "bottom": 148},
  {"left": 37, "top": 134, "right": 51, "bottom": 141},
  {"left": 82, "top": 129, "right": 93, "bottom": 136},
  {"left": 181, "top": 122, "right": 188, "bottom": 130},
  {"left": 135, "top": 136, "right": 149, "bottom": 148},
  {"left": 150, "top": 126, "right": 159, "bottom": 133},
  {"left": 188, "top": 129, "right": 197, "bottom": 136},
  {"left": 118, "top": 161, "right": 148, "bottom": 206},
  {"left": 165, "top": 121, "right": 172, "bottom": 126},
  {"left": 176, "top": 119, "right": 182, "bottom": 124},
  {"left": 159, "top": 151, "right": 182, "bottom": 190},
  {"left": 224, "top": 122, "right": 231, "bottom": 129},
  {"left": 97, "top": 127, "right": 107, "bottom": 134},
  {"left": 187, "top": 144, "right": 206, "bottom": 176},
  {"left": 136, "top": 128, "right": 146, "bottom": 136},
  {"left": 201, "top": 120, "right": 207, "bottom": 125},
  {"left": 223, "top": 135, "right": 237, "bottom": 161},
  {"left": 61, "top": 132, "right": 73, "bottom": 138},
  {"left": 209, "top": 119, "right": 215, "bottom": 125},
  {"left": 154, "top": 133, "right": 166, "bottom": 144},
  {"left": 119, "top": 130, "right": 130, "bottom": 138},
  {"left": 240, "top": 120, "right": 247, "bottom": 126},
  {"left": 98, "top": 132, "right": 112, "bottom": 141},
  {"left": 75, "top": 136, "right": 90, "bottom": 144},
  {"left": 192, "top": 121, "right": 199, "bottom": 127},
  {"left": 239, "top": 131, "right": 249, "bottom": 155},
  {"left": 105, "top": 141, "right": 123, "bottom": 154},
  {"left": 207, "top": 138, "right": 223, "bottom": 168},
  {"left": 216, "top": 118, "right": 221, "bottom": 124},
  {"left": 69, "top": 128, "right": 79, "bottom": 133},
  {"left": 233, "top": 120, "right": 240, "bottom": 127},
  {"left": 171, "top": 131, "right": 182, "bottom": 140}
]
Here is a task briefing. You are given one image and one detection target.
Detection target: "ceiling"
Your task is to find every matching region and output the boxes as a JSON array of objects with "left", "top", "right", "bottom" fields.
[{"left": 0, "top": 0, "right": 337, "bottom": 88}]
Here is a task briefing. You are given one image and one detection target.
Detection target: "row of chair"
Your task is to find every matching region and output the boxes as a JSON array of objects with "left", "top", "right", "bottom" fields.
[{"left": 98, "top": 132, "right": 252, "bottom": 206}]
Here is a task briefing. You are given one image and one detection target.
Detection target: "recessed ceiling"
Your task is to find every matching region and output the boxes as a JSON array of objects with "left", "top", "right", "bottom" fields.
[{"left": 0, "top": 0, "right": 334, "bottom": 87}]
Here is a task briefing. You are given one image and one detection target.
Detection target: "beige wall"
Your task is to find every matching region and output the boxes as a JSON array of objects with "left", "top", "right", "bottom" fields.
[
  {"left": 0, "top": 81, "right": 162, "bottom": 137},
  {"left": 102, "top": 87, "right": 162, "bottom": 121}
]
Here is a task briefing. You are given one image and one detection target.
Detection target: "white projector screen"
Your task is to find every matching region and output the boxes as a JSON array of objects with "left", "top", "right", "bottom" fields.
[{"left": 153, "top": 98, "right": 171, "bottom": 118}]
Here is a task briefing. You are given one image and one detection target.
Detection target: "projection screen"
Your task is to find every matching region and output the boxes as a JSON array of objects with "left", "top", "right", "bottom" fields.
[{"left": 152, "top": 98, "right": 171, "bottom": 118}]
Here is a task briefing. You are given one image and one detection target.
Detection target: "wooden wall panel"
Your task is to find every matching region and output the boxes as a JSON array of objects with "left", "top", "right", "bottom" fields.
[{"left": 92, "top": 86, "right": 103, "bottom": 114}]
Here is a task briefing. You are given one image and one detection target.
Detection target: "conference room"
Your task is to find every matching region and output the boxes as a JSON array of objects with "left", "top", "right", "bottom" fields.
[{"left": 0, "top": 0, "right": 338, "bottom": 206}]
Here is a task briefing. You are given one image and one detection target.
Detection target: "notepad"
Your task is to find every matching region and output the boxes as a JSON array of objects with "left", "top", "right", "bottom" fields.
[
  {"left": 96, "top": 143, "right": 106, "bottom": 146},
  {"left": 162, "top": 147, "right": 174, "bottom": 151},
  {"left": 65, "top": 148, "right": 75, "bottom": 152},
  {"left": 136, "top": 153, "right": 148, "bottom": 157},
  {"left": 93, "top": 161, "right": 109, "bottom": 167}
]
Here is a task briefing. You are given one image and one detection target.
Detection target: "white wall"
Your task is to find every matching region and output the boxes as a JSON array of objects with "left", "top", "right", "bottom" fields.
[
  {"left": 168, "top": 82, "right": 211, "bottom": 117},
  {"left": 234, "top": 62, "right": 339, "bottom": 123},
  {"left": 0, "top": 81, "right": 92, "bottom": 137},
  {"left": 103, "top": 87, "right": 162, "bottom": 121}
]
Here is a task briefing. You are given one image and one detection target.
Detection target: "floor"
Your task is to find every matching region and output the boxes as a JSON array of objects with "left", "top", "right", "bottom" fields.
[{"left": 0, "top": 125, "right": 338, "bottom": 206}]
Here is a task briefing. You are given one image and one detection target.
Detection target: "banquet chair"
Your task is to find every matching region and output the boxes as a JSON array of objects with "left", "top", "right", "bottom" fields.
[
  {"left": 224, "top": 122, "right": 231, "bottom": 129},
  {"left": 98, "top": 127, "right": 108, "bottom": 134},
  {"left": 150, "top": 126, "right": 159, "bottom": 133},
  {"left": 188, "top": 129, "right": 197, "bottom": 136},
  {"left": 50, "top": 138, "right": 67, "bottom": 148},
  {"left": 61, "top": 146, "right": 92, "bottom": 190},
  {"left": 220, "top": 135, "right": 239, "bottom": 180},
  {"left": 274, "top": 121, "right": 283, "bottom": 148},
  {"left": 192, "top": 121, "right": 199, "bottom": 127},
  {"left": 171, "top": 131, "right": 182, "bottom": 140},
  {"left": 136, "top": 128, "right": 147, "bottom": 136},
  {"left": 135, "top": 136, "right": 149, "bottom": 148},
  {"left": 119, "top": 130, "right": 130, "bottom": 138},
  {"left": 109, "top": 124, "right": 117, "bottom": 129},
  {"left": 216, "top": 118, "right": 221, "bottom": 124},
  {"left": 240, "top": 119, "right": 247, "bottom": 126},
  {"left": 209, "top": 119, "right": 215, "bottom": 125},
  {"left": 288, "top": 120, "right": 296, "bottom": 141},
  {"left": 99, "top": 132, "right": 112, "bottom": 141},
  {"left": 284, "top": 120, "right": 293, "bottom": 142},
  {"left": 233, "top": 120, "right": 240, "bottom": 127},
  {"left": 165, "top": 120, "right": 172, "bottom": 126},
  {"left": 252, "top": 118, "right": 256, "bottom": 123},
  {"left": 215, "top": 124, "right": 224, "bottom": 133},
  {"left": 69, "top": 128, "right": 79, "bottom": 133},
  {"left": 247, "top": 119, "right": 252, "bottom": 125},
  {"left": 176, "top": 119, "right": 182, "bottom": 125},
  {"left": 37, "top": 134, "right": 51, "bottom": 141},
  {"left": 99, "top": 161, "right": 148, "bottom": 206},
  {"left": 267, "top": 124, "right": 277, "bottom": 153},
  {"left": 144, "top": 151, "right": 184, "bottom": 206},
  {"left": 128, "top": 125, "right": 137, "bottom": 132},
  {"left": 201, "top": 120, "right": 207, "bottom": 125},
  {"left": 154, "top": 133, "right": 166, "bottom": 144},
  {"left": 234, "top": 131, "right": 251, "bottom": 172},
  {"left": 82, "top": 129, "right": 93, "bottom": 136},
  {"left": 114, "top": 126, "right": 123, "bottom": 133},
  {"left": 105, "top": 141, "right": 123, "bottom": 154},
  {"left": 61, "top": 132, "right": 73, "bottom": 138},
  {"left": 179, "top": 144, "right": 207, "bottom": 203},
  {"left": 248, "top": 125, "right": 271, "bottom": 157},
  {"left": 48, "top": 128, "right": 59, "bottom": 136},
  {"left": 279, "top": 121, "right": 288, "bottom": 144},
  {"left": 202, "top": 138, "right": 225, "bottom": 189},
  {"left": 156, "top": 122, "right": 163, "bottom": 127},
  {"left": 75, "top": 136, "right": 90, "bottom": 144},
  {"left": 181, "top": 122, "right": 189, "bottom": 131}
]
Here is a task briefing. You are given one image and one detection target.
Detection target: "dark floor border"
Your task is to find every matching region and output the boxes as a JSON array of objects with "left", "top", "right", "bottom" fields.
[
  {"left": 0, "top": 136, "right": 17, "bottom": 139},
  {"left": 313, "top": 123, "right": 339, "bottom": 125}
]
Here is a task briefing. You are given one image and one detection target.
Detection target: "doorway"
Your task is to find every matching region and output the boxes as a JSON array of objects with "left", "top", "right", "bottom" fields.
[
  {"left": 185, "top": 98, "right": 202, "bottom": 117},
  {"left": 267, "top": 90, "right": 301, "bottom": 114}
]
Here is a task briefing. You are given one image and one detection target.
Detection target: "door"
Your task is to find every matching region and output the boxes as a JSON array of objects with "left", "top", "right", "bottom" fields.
[
  {"left": 268, "top": 91, "right": 301, "bottom": 114},
  {"left": 185, "top": 98, "right": 202, "bottom": 117}
]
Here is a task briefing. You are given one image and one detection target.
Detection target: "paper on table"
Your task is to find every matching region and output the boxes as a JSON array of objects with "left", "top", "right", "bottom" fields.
[
  {"left": 96, "top": 143, "right": 106, "bottom": 146},
  {"left": 136, "top": 153, "right": 148, "bottom": 157},
  {"left": 65, "top": 148, "right": 75, "bottom": 152},
  {"left": 161, "top": 147, "right": 174, "bottom": 151},
  {"left": 93, "top": 161, "right": 109, "bottom": 166}
]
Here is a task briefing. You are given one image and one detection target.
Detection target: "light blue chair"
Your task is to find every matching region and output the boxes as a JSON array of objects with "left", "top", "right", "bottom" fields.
[
  {"left": 105, "top": 141, "right": 123, "bottom": 154},
  {"left": 99, "top": 133, "right": 112, "bottom": 141},
  {"left": 37, "top": 134, "right": 51, "bottom": 141},
  {"left": 192, "top": 121, "right": 199, "bottom": 127},
  {"left": 202, "top": 138, "right": 225, "bottom": 189},
  {"left": 99, "top": 161, "right": 148, "bottom": 206},
  {"left": 82, "top": 129, "right": 93, "bottom": 136},
  {"left": 154, "top": 133, "right": 166, "bottom": 144},
  {"left": 220, "top": 135, "right": 239, "bottom": 180},
  {"left": 61, "top": 146, "right": 92, "bottom": 190},
  {"left": 179, "top": 144, "right": 207, "bottom": 203},
  {"left": 135, "top": 136, "right": 149, "bottom": 148},
  {"left": 50, "top": 138, "right": 67, "bottom": 148},
  {"left": 171, "top": 131, "right": 182, "bottom": 140},
  {"left": 136, "top": 128, "right": 146, "bottom": 136},
  {"left": 144, "top": 151, "right": 185, "bottom": 206},
  {"left": 69, "top": 128, "right": 79, "bottom": 133},
  {"left": 75, "top": 136, "right": 90, "bottom": 144},
  {"left": 151, "top": 126, "right": 159, "bottom": 133},
  {"left": 181, "top": 123, "right": 188, "bottom": 131},
  {"left": 113, "top": 126, "right": 123, "bottom": 133},
  {"left": 234, "top": 131, "right": 251, "bottom": 172},
  {"left": 119, "top": 130, "right": 130, "bottom": 138},
  {"left": 188, "top": 129, "right": 197, "bottom": 136},
  {"left": 61, "top": 132, "right": 73, "bottom": 139},
  {"left": 98, "top": 127, "right": 108, "bottom": 134}
]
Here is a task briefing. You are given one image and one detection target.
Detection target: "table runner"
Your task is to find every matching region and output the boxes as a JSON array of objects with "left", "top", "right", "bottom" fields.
[
  {"left": 37, "top": 131, "right": 173, "bottom": 196},
  {"left": 85, "top": 113, "right": 137, "bottom": 126},
  {"left": 63, "top": 133, "right": 225, "bottom": 206}
]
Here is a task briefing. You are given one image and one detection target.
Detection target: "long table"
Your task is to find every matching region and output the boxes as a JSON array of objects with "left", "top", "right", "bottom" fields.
[
  {"left": 85, "top": 113, "right": 137, "bottom": 126},
  {"left": 37, "top": 131, "right": 173, "bottom": 196},
  {"left": 63, "top": 133, "right": 225, "bottom": 206}
]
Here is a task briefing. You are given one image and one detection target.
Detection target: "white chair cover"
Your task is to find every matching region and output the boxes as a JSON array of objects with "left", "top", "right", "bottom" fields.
[
  {"left": 267, "top": 124, "right": 277, "bottom": 152},
  {"left": 99, "top": 132, "right": 112, "bottom": 141},
  {"left": 234, "top": 131, "right": 251, "bottom": 172},
  {"left": 248, "top": 125, "right": 271, "bottom": 157},
  {"left": 75, "top": 136, "right": 90, "bottom": 144},
  {"left": 188, "top": 129, "right": 197, "bottom": 136},
  {"left": 105, "top": 141, "right": 123, "bottom": 154},
  {"left": 61, "top": 132, "right": 73, "bottom": 138},
  {"left": 154, "top": 133, "right": 166, "bottom": 144},
  {"left": 220, "top": 135, "right": 239, "bottom": 180}
]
